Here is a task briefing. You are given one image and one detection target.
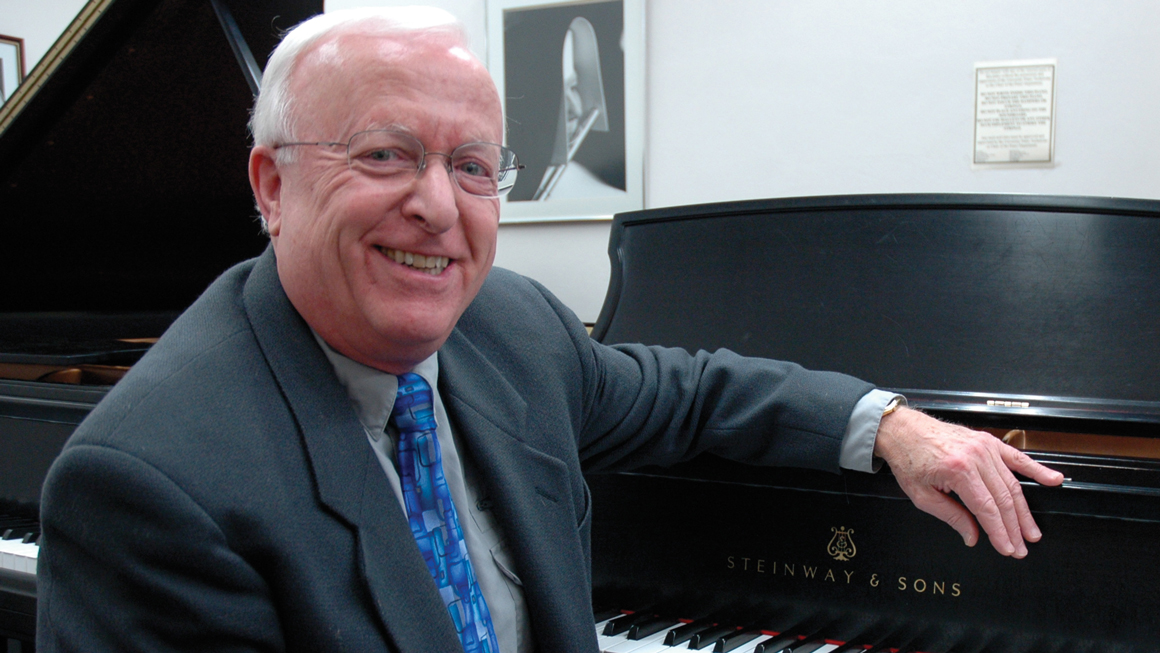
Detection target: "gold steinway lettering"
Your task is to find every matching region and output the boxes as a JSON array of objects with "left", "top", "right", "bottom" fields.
[
  {"left": 934, "top": 581, "right": 945, "bottom": 595},
  {"left": 844, "top": 570, "right": 855, "bottom": 584},
  {"left": 784, "top": 563, "right": 795, "bottom": 577},
  {"left": 803, "top": 566, "right": 818, "bottom": 579},
  {"left": 914, "top": 578, "right": 928, "bottom": 593},
  {"left": 741, "top": 557, "right": 751, "bottom": 571},
  {"left": 870, "top": 574, "right": 880, "bottom": 587},
  {"left": 727, "top": 556, "right": 735, "bottom": 570},
  {"left": 757, "top": 559, "right": 765, "bottom": 573},
  {"left": 897, "top": 576, "right": 908, "bottom": 591},
  {"left": 952, "top": 583, "right": 962, "bottom": 597},
  {"left": 824, "top": 569, "right": 836, "bottom": 582}
]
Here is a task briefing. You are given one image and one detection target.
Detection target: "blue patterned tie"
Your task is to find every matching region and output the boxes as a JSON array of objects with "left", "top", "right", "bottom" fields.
[{"left": 391, "top": 373, "right": 498, "bottom": 653}]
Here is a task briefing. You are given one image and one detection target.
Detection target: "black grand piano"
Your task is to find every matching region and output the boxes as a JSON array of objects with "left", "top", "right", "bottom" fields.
[
  {"left": 0, "top": 0, "right": 320, "bottom": 648},
  {"left": 587, "top": 194, "right": 1160, "bottom": 652},
  {"left": 3, "top": 2, "right": 1160, "bottom": 652}
]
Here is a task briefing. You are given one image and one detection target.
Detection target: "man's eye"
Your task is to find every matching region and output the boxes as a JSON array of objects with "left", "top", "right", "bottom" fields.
[
  {"left": 367, "top": 149, "right": 401, "bottom": 162},
  {"left": 457, "top": 160, "right": 492, "bottom": 178}
]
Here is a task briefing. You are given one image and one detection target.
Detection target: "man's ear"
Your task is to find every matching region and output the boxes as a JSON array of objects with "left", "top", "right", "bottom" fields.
[{"left": 250, "top": 145, "right": 284, "bottom": 236}]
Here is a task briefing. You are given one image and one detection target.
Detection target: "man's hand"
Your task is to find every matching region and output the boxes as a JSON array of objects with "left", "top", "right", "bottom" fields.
[{"left": 874, "top": 407, "right": 1065, "bottom": 558}]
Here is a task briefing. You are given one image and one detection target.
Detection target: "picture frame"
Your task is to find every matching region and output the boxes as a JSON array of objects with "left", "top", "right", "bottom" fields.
[
  {"left": 486, "top": 0, "right": 644, "bottom": 223},
  {"left": 0, "top": 34, "right": 26, "bottom": 104}
]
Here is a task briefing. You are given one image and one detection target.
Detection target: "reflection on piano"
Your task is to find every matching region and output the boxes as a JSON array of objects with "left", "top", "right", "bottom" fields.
[
  {"left": 0, "top": 0, "right": 321, "bottom": 648},
  {"left": 587, "top": 194, "right": 1160, "bottom": 652}
]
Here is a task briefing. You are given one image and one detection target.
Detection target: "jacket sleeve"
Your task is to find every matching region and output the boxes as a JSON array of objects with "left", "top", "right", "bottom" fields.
[{"left": 523, "top": 278, "right": 876, "bottom": 475}]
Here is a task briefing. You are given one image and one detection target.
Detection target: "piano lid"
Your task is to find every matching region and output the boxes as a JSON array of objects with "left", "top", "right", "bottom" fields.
[
  {"left": 592, "top": 194, "right": 1160, "bottom": 422},
  {"left": 0, "top": 0, "right": 321, "bottom": 320}
]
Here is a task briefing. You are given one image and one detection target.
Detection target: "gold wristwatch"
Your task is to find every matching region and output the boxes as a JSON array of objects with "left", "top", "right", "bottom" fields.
[{"left": 882, "top": 395, "right": 905, "bottom": 417}]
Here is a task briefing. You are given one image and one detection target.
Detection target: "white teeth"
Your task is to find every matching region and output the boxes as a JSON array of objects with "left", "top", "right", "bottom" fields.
[{"left": 384, "top": 248, "right": 449, "bottom": 275}]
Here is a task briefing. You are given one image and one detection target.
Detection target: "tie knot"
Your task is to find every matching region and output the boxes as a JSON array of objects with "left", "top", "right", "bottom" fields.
[{"left": 390, "top": 372, "right": 437, "bottom": 434}]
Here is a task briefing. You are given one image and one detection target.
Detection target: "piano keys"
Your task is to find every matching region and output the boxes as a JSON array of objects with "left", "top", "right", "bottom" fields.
[
  {"left": 591, "top": 604, "right": 1125, "bottom": 653},
  {"left": 0, "top": 538, "right": 37, "bottom": 577}
]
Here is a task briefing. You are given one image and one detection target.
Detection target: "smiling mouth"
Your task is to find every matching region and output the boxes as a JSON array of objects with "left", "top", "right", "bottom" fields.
[{"left": 381, "top": 247, "right": 450, "bottom": 276}]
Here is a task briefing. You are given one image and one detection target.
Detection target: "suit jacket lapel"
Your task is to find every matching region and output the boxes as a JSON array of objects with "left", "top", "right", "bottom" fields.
[
  {"left": 440, "top": 327, "right": 598, "bottom": 652},
  {"left": 241, "top": 248, "right": 462, "bottom": 652}
]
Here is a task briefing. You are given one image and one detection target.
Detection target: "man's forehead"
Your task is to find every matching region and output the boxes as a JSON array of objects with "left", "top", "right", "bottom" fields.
[
  {"left": 300, "top": 30, "right": 474, "bottom": 81},
  {"left": 292, "top": 30, "right": 501, "bottom": 136}
]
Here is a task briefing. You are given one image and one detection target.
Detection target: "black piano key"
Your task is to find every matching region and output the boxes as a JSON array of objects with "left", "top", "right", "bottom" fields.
[
  {"left": 688, "top": 624, "right": 743, "bottom": 650},
  {"left": 602, "top": 610, "right": 655, "bottom": 637},
  {"left": 714, "top": 629, "right": 766, "bottom": 652},
  {"left": 20, "top": 532, "right": 35, "bottom": 544},
  {"left": 627, "top": 616, "right": 680, "bottom": 640},
  {"left": 753, "top": 615, "right": 833, "bottom": 653},
  {"left": 782, "top": 641, "right": 828, "bottom": 653},
  {"left": 664, "top": 618, "right": 716, "bottom": 646},
  {"left": 863, "top": 630, "right": 923, "bottom": 653},
  {"left": 753, "top": 635, "right": 798, "bottom": 653}
]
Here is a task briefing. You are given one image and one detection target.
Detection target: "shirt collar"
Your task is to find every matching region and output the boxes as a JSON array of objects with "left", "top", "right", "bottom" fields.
[{"left": 311, "top": 331, "right": 439, "bottom": 439}]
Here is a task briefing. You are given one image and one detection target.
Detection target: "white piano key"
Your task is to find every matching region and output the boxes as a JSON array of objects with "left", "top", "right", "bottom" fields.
[
  {"left": 598, "top": 630, "right": 628, "bottom": 652},
  {"left": 0, "top": 538, "right": 38, "bottom": 575}
]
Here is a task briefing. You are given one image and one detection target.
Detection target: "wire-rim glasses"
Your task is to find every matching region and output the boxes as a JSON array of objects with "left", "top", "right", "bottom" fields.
[{"left": 274, "top": 130, "right": 522, "bottom": 198}]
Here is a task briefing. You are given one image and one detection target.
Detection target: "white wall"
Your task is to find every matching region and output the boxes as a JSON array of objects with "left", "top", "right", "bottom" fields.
[
  {"left": 646, "top": 1, "right": 1160, "bottom": 204},
  {"left": 8, "top": 1, "right": 1160, "bottom": 322},
  {"left": 0, "top": 0, "right": 90, "bottom": 71}
]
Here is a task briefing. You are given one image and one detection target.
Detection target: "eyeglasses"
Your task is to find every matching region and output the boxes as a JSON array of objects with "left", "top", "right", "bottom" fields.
[{"left": 274, "top": 130, "right": 522, "bottom": 198}]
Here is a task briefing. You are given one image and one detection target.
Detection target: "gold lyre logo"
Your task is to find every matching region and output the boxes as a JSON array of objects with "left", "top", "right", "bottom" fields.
[{"left": 827, "top": 526, "right": 857, "bottom": 561}]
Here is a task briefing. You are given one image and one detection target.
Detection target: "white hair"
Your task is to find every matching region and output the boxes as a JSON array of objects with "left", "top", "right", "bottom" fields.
[{"left": 249, "top": 6, "right": 472, "bottom": 150}]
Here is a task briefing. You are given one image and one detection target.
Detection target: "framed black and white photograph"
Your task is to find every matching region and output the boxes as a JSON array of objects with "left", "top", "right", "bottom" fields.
[
  {"left": 487, "top": 0, "right": 644, "bottom": 223},
  {"left": 0, "top": 34, "right": 26, "bottom": 104}
]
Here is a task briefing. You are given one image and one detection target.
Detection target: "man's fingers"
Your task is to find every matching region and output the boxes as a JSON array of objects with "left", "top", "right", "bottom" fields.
[
  {"left": 900, "top": 480, "right": 980, "bottom": 548},
  {"left": 950, "top": 464, "right": 1019, "bottom": 556},
  {"left": 1001, "top": 444, "right": 1066, "bottom": 486},
  {"left": 993, "top": 450, "right": 1043, "bottom": 543},
  {"left": 978, "top": 451, "right": 1028, "bottom": 556}
]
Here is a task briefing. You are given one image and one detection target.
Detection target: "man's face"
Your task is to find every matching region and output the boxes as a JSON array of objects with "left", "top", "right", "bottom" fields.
[{"left": 254, "top": 31, "right": 504, "bottom": 374}]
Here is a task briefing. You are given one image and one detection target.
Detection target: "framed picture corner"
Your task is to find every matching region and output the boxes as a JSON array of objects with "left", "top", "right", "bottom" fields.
[{"left": 486, "top": 0, "right": 645, "bottom": 224}]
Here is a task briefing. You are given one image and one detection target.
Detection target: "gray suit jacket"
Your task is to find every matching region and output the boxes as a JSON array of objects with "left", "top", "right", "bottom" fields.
[{"left": 37, "top": 247, "right": 872, "bottom": 652}]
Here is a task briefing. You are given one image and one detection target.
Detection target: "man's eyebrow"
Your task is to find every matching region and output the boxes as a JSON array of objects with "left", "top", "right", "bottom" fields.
[
  {"left": 357, "top": 123, "right": 499, "bottom": 146},
  {"left": 361, "top": 122, "right": 411, "bottom": 134}
]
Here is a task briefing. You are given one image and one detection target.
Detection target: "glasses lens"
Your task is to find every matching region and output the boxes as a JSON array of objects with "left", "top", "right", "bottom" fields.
[
  {"left": 451, "top": 143, "right": 520, "bottom": 197},
  {"left": 345, "top": 131, "right": 519, "bottom": 198},
  {"left": 346, "top": 131, "right": 423, "bottom": 176}
]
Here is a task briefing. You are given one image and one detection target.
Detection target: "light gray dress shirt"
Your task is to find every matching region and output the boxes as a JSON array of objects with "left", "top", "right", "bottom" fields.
[{"left": 315, "top": 333, "right": 900, "bottom": 652}]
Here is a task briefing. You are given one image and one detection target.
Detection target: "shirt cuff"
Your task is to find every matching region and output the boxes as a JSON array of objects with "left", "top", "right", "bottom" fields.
[{"left": 838, "top": 389, "right": 906, "bottom": 473}]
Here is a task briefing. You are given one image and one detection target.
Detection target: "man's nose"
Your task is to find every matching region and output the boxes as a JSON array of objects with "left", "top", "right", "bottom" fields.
[{"left": 404, "top": 153, "right": 459, "bottom": 231}]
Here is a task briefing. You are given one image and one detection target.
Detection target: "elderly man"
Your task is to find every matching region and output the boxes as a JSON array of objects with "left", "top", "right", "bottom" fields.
[{"left": 37, "top": 7, "right": 1062, "bottom": 653}]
